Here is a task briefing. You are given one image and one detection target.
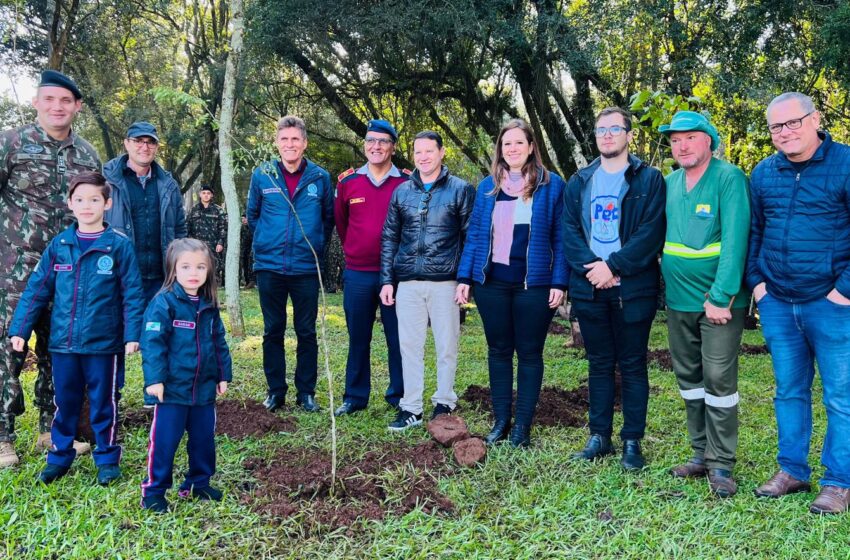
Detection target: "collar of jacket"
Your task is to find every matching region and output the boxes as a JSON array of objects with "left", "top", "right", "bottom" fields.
[
  {"left": 57, "top": 223, "right": 116, "bottom": 252},
  {"left": 104, "top": 154, "right": 168, "bottom": 183},
  {"left": 774, "top": 130, "right": 832, "bottom": 170},
  {"left": 410, "top": 165, "right": 449, "bottom": 189},
  {"left": 576, "top": 153, "right": 645, "bottom": 183},
  {"left": 168, "top": 282, "right": 216, "bottom": 313},
  {"left": 262, "top": 158, "right": 321, "bottom": 188},
  {"left": 31, "top": 121, "right": 79, "bottom": 148}
]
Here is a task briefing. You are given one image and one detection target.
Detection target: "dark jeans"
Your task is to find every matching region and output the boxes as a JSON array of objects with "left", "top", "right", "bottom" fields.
[
  {"left": 256, "top": 271, "right": 319, "bottom": 398},
  {"left": 474, "top": 280, "right": 554, "bottom": 427},
  {"left": 573, "top": 289, "right": 656, "bottom": 440},
  {"left": 342, "top": 269, "right": 403, "bottom": 407}
]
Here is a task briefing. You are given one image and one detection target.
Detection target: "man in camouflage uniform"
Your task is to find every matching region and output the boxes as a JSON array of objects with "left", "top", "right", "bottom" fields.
[
  {"left": 240, "top": 213, "right": 255, "bottom": 288},
  {"left": 187, "top": 184, "right": 227, "bottom": 285},
  {"left": 0, "top": 70, "right": 101, "bottom": 467}
]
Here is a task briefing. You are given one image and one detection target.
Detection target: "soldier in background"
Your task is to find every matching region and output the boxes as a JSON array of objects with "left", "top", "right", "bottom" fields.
[
  {"left": 240, "top": 213, "right": 255, "bottom": 288},
  {"left": 0, "top": 70, "right": 100, "bottom": 467},
  {"left": 188, "top": 184, "right": 227, "bottom": 286}
]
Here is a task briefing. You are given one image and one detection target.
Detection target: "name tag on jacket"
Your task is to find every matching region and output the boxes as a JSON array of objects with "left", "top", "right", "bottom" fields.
[{"left": 173, "top": 320, "right": 196, "bottom": 330}]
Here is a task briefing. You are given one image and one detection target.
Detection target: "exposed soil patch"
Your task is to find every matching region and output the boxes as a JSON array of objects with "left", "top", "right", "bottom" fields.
[
  {"left": 740, "top": 343, "right": 768, "bottom": 355},
  {"left": 242, "top": 440, "right": 454, "bottom": 534},
  {"left": 548, "top": 320, "right": 569, "bottom": 335},
  {"left": 461, "top": 383, "right": 621, "bottom": 428},
  {"left": 647, "top": 349, "right": 674, "bottom": 371},
  {"left": 215, "top": 399, "right": 297, "bottom": 439}
]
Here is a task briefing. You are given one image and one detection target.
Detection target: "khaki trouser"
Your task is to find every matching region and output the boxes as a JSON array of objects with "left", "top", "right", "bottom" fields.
[
  {"left": 667, "top": 308, "right": 745, "bottom": 471},
  {"left": 396, "top": 281, "right": 459, "bottom": 415}
]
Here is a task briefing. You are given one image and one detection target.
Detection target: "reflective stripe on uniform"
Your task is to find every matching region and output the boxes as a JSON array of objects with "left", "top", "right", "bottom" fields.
[
  {"left": 679, "top": 387, "right": 706, "bottom": 400},
  {"left": 663, "top": 242, "right": 721, "bottom": 259},
  {"left": 704, "top": 391, "right": 739, "bottom": 408}
]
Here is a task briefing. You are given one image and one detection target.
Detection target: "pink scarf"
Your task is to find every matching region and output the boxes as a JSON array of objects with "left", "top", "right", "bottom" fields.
[{"left": 492, "top": 171, "right": 526, "bottom": 265}]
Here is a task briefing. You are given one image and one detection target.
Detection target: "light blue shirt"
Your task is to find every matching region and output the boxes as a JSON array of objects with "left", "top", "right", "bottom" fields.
[{"left": 590, "top": 166, "right": 626, "bottom": 260}]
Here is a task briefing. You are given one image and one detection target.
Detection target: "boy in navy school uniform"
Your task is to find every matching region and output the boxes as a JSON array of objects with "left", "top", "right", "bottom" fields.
[
  {"left": 140, "top": 238, "right": 232, "bottom": 513},
  {"left": 9, "top": 171, "right": 145, "bottom": 485}
]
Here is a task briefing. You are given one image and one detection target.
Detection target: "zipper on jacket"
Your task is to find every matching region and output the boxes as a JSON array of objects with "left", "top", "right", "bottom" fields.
[
  {"left": 192, "top": 308, "right": 202, "bottom": 405},
  {"left": 65, "top": 246, "right": 109, "bottom": 349},
  {"left": 523, "top": 195, "right": 533, "bottom": 290},
  {"left": 482, "top": 200, "right": 496, "bottom": 284},
  {"left": 781, "top": 172, "right": 802, "bottom": 286}
]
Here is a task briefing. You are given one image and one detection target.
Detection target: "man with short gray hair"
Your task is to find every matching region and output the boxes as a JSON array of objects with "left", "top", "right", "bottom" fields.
[
  {"left": 748, "top": 92, "right": 850, "bottom": 514},
  {"left": 247, "top": 116, "right": 334, "bottom": 413}
]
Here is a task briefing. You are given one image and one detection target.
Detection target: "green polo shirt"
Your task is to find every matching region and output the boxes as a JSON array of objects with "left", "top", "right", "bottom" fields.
[{"left": 661, "top": 157, "right": 751, "bottom": 312}]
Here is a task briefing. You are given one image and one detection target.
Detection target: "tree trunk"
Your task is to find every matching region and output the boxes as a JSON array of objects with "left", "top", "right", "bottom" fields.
[{"left": 218, "top": 0, "right": 245, "bottom": 336}]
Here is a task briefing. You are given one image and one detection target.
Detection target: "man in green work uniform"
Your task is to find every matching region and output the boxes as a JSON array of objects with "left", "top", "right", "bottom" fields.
[
  {"left": 0, "top": 70, "right": 101, "bottom": 467},
  {"left": 658, "top": 111, "right": 750, "bottom": 497}
]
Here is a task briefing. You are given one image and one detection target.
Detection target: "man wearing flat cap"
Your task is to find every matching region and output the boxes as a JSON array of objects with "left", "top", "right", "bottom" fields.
[
  {"left": 188, "top": 184, "right": 227, "bottom": 286},
  {"left": 333, "top": 119, "right": 410, "bottom": 416},
  {"left": 658, "top": 111, "right": 750, "bottom": 498},
  {"left": 104, "top": 121, "right": 187, "bottom": 304},
  {"left": 0, "top": 69, "right": 101, "bottom": 467}
]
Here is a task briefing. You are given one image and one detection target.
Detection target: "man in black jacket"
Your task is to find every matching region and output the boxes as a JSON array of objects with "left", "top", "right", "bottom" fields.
[
  {"left": 380, "top": 131, "right": 475, "bottom": 430},
  {"left": 563, "top": 107, "right": 666, "bottom": 470}
]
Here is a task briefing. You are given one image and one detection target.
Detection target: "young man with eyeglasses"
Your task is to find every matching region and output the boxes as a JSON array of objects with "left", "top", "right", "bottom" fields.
[
  {"left": 333, "top": 120, "right": 410, "bottom": 416},
  {"left": 104, "top": 121, "right": 187, "bottom": 303},
  {"left": 563, "top": 107, "right": 666, "bottom": 470},
  {"left": 657, "top": 111, "right": 750, "bottom": 498},
  {"left": 379, "top": 131, "right": 475, "bottom": 430},
  {"left": 748, "top": 92, "right": 850, "bottom": 514}
]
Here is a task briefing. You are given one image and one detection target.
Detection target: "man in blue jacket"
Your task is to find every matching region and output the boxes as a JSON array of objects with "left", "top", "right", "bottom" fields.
[
  {"left": 748, "top": 92, "right": 850, "bottom": 514},
  {"left": 247, "top": 116, "right": 334, "bottom": 413},
  {"left": 563, "top": 107, "right": 666, "bottom": 471},
  {"left": 104, "top": 122, "right": 188, "bottom": 303}
]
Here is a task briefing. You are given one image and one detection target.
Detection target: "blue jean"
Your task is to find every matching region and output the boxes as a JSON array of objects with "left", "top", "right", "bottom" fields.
[
  {"left": 342, "top": 269, "right": 403, "bottom": 407},
  {"left": 758, "top": 293, "right": 850, "bottom": 488}
]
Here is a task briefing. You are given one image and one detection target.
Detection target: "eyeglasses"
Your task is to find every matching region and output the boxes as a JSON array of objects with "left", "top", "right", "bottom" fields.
[
  {"left": 418, "top": 191, "right": 432, "bottom": 215},
  {"left": 594, "top": 126, "right": 630, "bottom": 137},
  {"left": 128, "top": 138, "right": 158, "bottom": 147},
  {"left": 365, "top": 137, "right": 394, "bottom": 146},
  {"left": 767, "top": 111, "right": 815, "bottom": 134}
]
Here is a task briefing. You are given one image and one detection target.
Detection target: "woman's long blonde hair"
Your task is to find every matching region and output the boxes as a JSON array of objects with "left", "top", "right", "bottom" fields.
[
  {"left": 160, "top": 238, "right": 219, "bottom": 307},
  {"left": 489, "top": 118, "right": 549, "bottom": 199}
]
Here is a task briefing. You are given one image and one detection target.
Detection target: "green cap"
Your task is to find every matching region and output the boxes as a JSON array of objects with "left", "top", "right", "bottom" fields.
[{"left": 658, "top": 111, "right": 719, "bottom": 151}]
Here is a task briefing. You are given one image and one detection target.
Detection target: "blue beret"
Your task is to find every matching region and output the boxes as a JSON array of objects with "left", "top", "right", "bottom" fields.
[
  {"left": 126, "top": 121, "right": 160, "bottom": 142},
  {"left": 39, "top": 70, "right": 82, "bottom": 100},
  {"left": 366, "top": 119, "right": 398, "bottom": 142}
]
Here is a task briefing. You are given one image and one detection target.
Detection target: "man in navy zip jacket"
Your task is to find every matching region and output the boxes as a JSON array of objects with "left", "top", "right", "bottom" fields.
[
  {"left": 563, "top": 107, "right": 666, "bottom": 471},
  {"left": 246, "top": 116, "right": 334, "bottom": 413},
  {"left": 748, "top": 92, "right": 850, "bottom": 514}
]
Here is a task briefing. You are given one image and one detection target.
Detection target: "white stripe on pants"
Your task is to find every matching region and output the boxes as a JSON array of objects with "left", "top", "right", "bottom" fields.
[{"left": 396, "top": 280, "right": 460, "bottom": 415}]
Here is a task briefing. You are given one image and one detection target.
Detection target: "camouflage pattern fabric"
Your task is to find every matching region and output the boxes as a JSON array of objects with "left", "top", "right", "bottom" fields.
[
  {"left": 187, "top": 202, "right": 227, "bottom": 282},
  {"left": 0, "top": 122, "right": 101, "bottom": 441},
  {"left": 240, "top": 220, "right": 254, "bottom": 285}
]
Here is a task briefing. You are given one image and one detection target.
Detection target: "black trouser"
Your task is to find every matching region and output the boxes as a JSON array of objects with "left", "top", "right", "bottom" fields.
[
  {"left": 474, "top": 280, "right": 554, "bottom": 427},
  {"left": 572, "top": 288, "right": 656, "bottom": 440},
  {"left": 256, "top": 271, "right": 319, "bottom": 398}
]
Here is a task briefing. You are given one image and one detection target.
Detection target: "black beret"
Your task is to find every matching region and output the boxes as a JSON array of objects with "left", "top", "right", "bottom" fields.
[{"left": 39, "top": 70, "right": 82, "bottom": 100}]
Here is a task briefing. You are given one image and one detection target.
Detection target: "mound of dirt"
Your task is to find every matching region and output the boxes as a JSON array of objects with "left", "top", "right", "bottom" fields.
[
  {"left": 427, "top": 415, "right": 470, "bottom": 447},
  {"left": 215, "top": 399, "right": 297, "bottom": 439},
  {"left": 461, "top": 383, "right": 610, "bottom": 428},
  {"left": 740, "top": 343, "right": 768, "bottom": 355},
  {"left": 242, "top": 440, "right": 454, "bottom": 534},
  {"left": 647, "top": 349, "right": 673, "bottom": 371}
]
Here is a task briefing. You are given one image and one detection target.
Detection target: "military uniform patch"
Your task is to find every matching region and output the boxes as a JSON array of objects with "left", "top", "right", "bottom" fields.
[{"left": 337, "top": 168, "right": 355, "bottom": 182}]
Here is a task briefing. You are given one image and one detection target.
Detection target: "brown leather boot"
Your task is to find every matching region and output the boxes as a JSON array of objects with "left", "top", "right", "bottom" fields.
[
  {"left": 35, "top": 432, "right": 92, "bottom": 456},
  {"left": 670, "top": 459, "right": 707, "bottom": 478},
  {"left": 754, "top": 470, "right": 811, "bottom": 498},
  {"left": 708, "top": 468, "right": 737, "bottom": 498},
  {"left": 810, "top": 486, "right": 850, "bottom": 514},
  {"left": 0, "top": 442, "right": 19, "bottom": 468}
]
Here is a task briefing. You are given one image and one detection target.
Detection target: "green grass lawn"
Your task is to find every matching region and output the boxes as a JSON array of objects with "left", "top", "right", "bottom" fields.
[{"left": 1, "top": 290, "right": 845, "bottom": 559}]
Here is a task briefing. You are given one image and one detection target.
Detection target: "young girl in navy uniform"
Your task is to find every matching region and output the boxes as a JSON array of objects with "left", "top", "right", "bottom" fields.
[
  {"left": 9, "top": 171, "right": 145, "bottom": 485},
  {"left": 140, "top": 238, "right": 232, "bottom": 513}
]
